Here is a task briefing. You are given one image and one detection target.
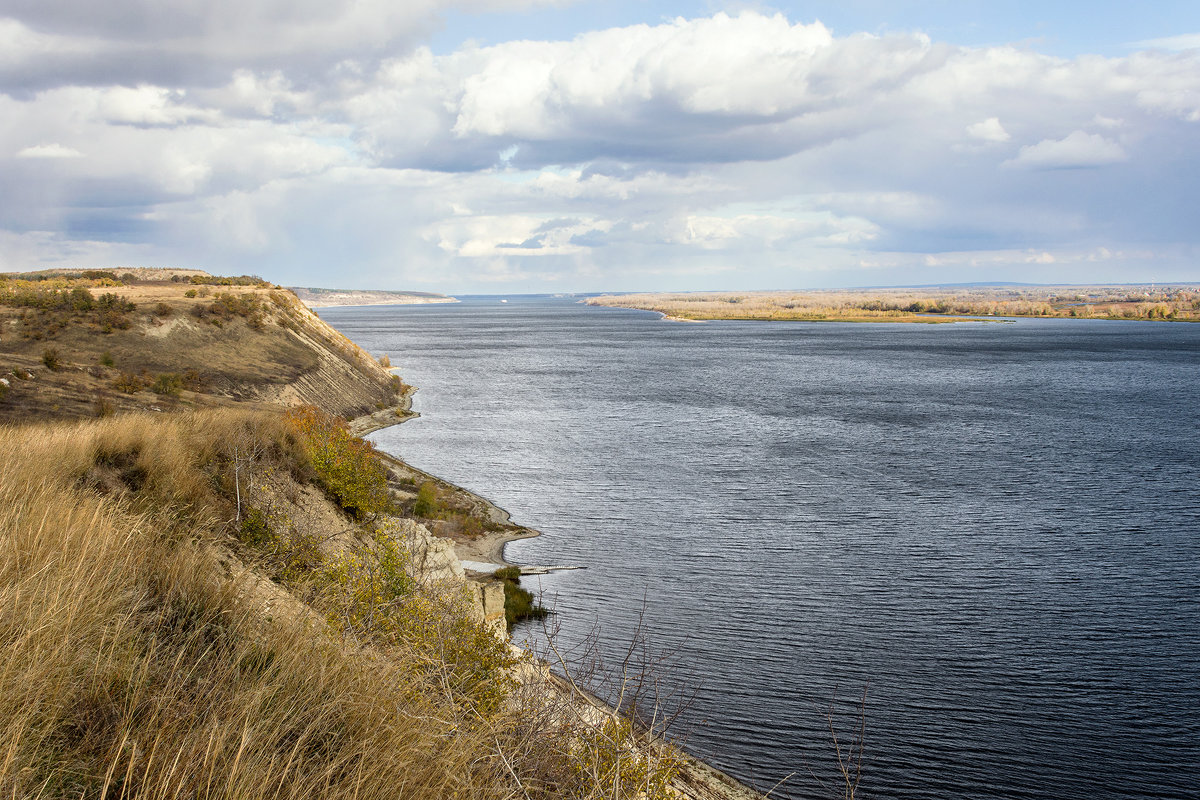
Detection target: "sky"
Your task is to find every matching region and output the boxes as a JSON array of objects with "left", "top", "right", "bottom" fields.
[{"left": 2, "top": 2, "right": 1199, "bottom": 292}]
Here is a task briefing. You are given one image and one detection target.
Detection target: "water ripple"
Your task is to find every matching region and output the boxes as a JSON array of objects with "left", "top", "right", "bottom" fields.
[{"left": 325, "top": 299, "right": 1200, "bottom": 800}]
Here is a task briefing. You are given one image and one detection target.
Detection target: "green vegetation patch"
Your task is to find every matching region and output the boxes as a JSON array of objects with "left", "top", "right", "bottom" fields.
[
  {"left": 0, "top": 280, "right": 137, "bottom": 339},
  {"left": 494, "top": 566, "right": 549, "bottom": 627},
  {"left": 285, "top": 405, "right": 391, "bottom": 519}
]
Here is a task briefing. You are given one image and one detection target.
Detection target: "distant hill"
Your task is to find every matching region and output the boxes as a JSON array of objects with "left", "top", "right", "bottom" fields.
[{"left": 289, "top": 287, "right": 458, "bottom": 308}]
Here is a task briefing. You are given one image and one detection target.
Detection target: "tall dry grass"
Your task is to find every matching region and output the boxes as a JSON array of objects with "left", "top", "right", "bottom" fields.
[
  {"left": 0, "top": 411, "right": 685, "bottom": 800},
  {"left": 0, "top": 416, "right": 502, "bottom": 798}
]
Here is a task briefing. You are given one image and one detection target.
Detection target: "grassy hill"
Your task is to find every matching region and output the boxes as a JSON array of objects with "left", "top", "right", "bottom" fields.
[
  {"left": 0, "top": 270, "right": 402, "bottom": 424},
  {"left": 0, "top": 269, "right": 735, "bottom": 800}
]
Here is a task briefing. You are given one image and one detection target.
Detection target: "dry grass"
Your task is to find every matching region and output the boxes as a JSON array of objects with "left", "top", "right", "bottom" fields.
[
  {"left": 588, "top": 285, "right": 1200, "bottom": 323},
  {"left": 0, "top": 410, "right": 687, "bottom": 800}
]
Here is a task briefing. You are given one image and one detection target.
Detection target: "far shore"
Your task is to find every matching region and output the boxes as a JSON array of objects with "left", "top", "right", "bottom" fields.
[
  {"left": 292, "top": 286, "right": 460, "bottom": 309},
  {"left": 587, "top": 284, "right": 1200, "bottom": 323}
]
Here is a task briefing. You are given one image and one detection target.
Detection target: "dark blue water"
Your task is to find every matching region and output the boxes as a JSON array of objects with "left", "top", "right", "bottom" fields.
[{"left": 321, "top": 297, "right": 1200, "bottom": 800}]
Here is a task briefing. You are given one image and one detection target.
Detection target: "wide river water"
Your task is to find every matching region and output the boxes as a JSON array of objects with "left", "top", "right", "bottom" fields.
[{"left": 320, "top": 297, "right": 1199, "bottom": 799}]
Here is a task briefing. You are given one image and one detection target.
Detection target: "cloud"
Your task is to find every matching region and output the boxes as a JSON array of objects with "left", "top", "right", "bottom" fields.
[
  {"left": 1, "top": 9, "right": 1199, "bottom": 289},
  {"left": 966, "top": 117, "right": 1010, "bottom": 142},
  {"left": 16, "top": 142, "right": 83, "bottom": 158},
  {"left": 339, "top": 13, "right": 1200, "bottom": 179},
  {"left": 0, "top": 0, "right": 571, "bottom": 90},
  {"left": 1132, "top": 33, "right": 1200, "bottom": 52},
  {"left": 1005, "top": 130, "right": 1128, "bottom": 169}
]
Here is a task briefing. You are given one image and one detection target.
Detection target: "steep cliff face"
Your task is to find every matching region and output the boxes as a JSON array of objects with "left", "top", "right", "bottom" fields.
[
  {"left": 247, "top": 289, "right": 399, "bottom": 418},
  {"left": 236, "top": 448, "right": 507, "bottom": 639},
  {"left": 379, "top": 516, "right": 507, "bottom": 637}
]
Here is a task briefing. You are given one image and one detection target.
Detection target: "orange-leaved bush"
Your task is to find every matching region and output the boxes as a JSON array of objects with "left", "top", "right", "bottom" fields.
[{"left": 285, "top": 405, "right": 390, "bottom": 518}]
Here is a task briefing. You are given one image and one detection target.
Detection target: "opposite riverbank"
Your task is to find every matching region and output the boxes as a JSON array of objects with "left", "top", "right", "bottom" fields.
[{"left": 587, "top": 284, "right": 1200, "bottom": 322}]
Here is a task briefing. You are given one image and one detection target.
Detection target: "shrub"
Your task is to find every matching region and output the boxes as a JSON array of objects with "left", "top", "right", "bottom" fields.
[
  {"left": 99, "top": 351, "right": 115, "bottom": 367},
  {"left": 568, "top": 716, "right": 680, "bottom": 800},
  {"left": 285, "top": 405, "right": 391, "bottom": 519},
  {"left": 96, "top": 293, "right": 135, "bottom": 312},
  {"left": 184, "top": 289, "right": 197, "bottom": 298},
  {"left": 152, "top": 373, "right": 184, "bottom": 397},
  {"left": 97, "top": 309, "right": 133, "bottom": 333},
  {"left": 42, "top": 347, "right": 61, "bottom": 371},
  {"left": 112, "top": 371, "right": 149, "bottom": 394},
  {"left": 67, "top": 286, "right": 94, "bottom": 312},
  {"left": 323, "top": 530, "right": 413, "bottom": 627},
  {"left": 413, "top": 481, "right": 439, "bottom": 517},
  {"left": 154, "top": 302, "right": 173, "bottom": 317},
  {"left": 93, "top": 396, "right": 115, "bottom": 417},
  {"left": 238, "top": 507, "right": 275, "bottom": 548},
  {"left": 182, "top": 369, "right": 207, "bottom": 392}
]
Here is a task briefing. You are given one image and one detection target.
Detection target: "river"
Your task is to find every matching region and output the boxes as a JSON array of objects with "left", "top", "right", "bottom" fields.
[{"left": 321, "top": 296, "right": 1200, "bottom": 799}]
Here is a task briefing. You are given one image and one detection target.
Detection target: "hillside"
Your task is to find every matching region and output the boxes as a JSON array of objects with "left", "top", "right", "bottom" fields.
[
  {"left": 0, "top": 269, "right": 760, "bottom": 800},
  {"left": 0, "top": 270, "right": 402, "bottom": 424},
  {"left": 0, "top": 408, "right": 677, "bottom": 799}
]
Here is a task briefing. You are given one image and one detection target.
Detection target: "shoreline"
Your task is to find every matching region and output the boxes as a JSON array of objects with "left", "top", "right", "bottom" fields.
[
  {"left": 346, "top": 388, "right": 768, "bottom": 800},
  {"left": 349, "top": 386, "right": 544, "bottom": 571},
  {"left": 293, "top": 287, "right": 460, "bottom": 309}
]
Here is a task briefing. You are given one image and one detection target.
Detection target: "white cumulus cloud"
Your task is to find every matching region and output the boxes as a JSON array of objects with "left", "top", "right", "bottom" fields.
[
  {"left": 966, "top": 117, "right": 1010, "bottom": 142},
  {"left": 1006, "top": 130, "right": 1128, "bottom": 169},
  {"left": 16, "top": 142, "right": 83, "bottom": 158},
  {"left": 1, "top": 9, "right": 1199, "bottom": 289}
]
